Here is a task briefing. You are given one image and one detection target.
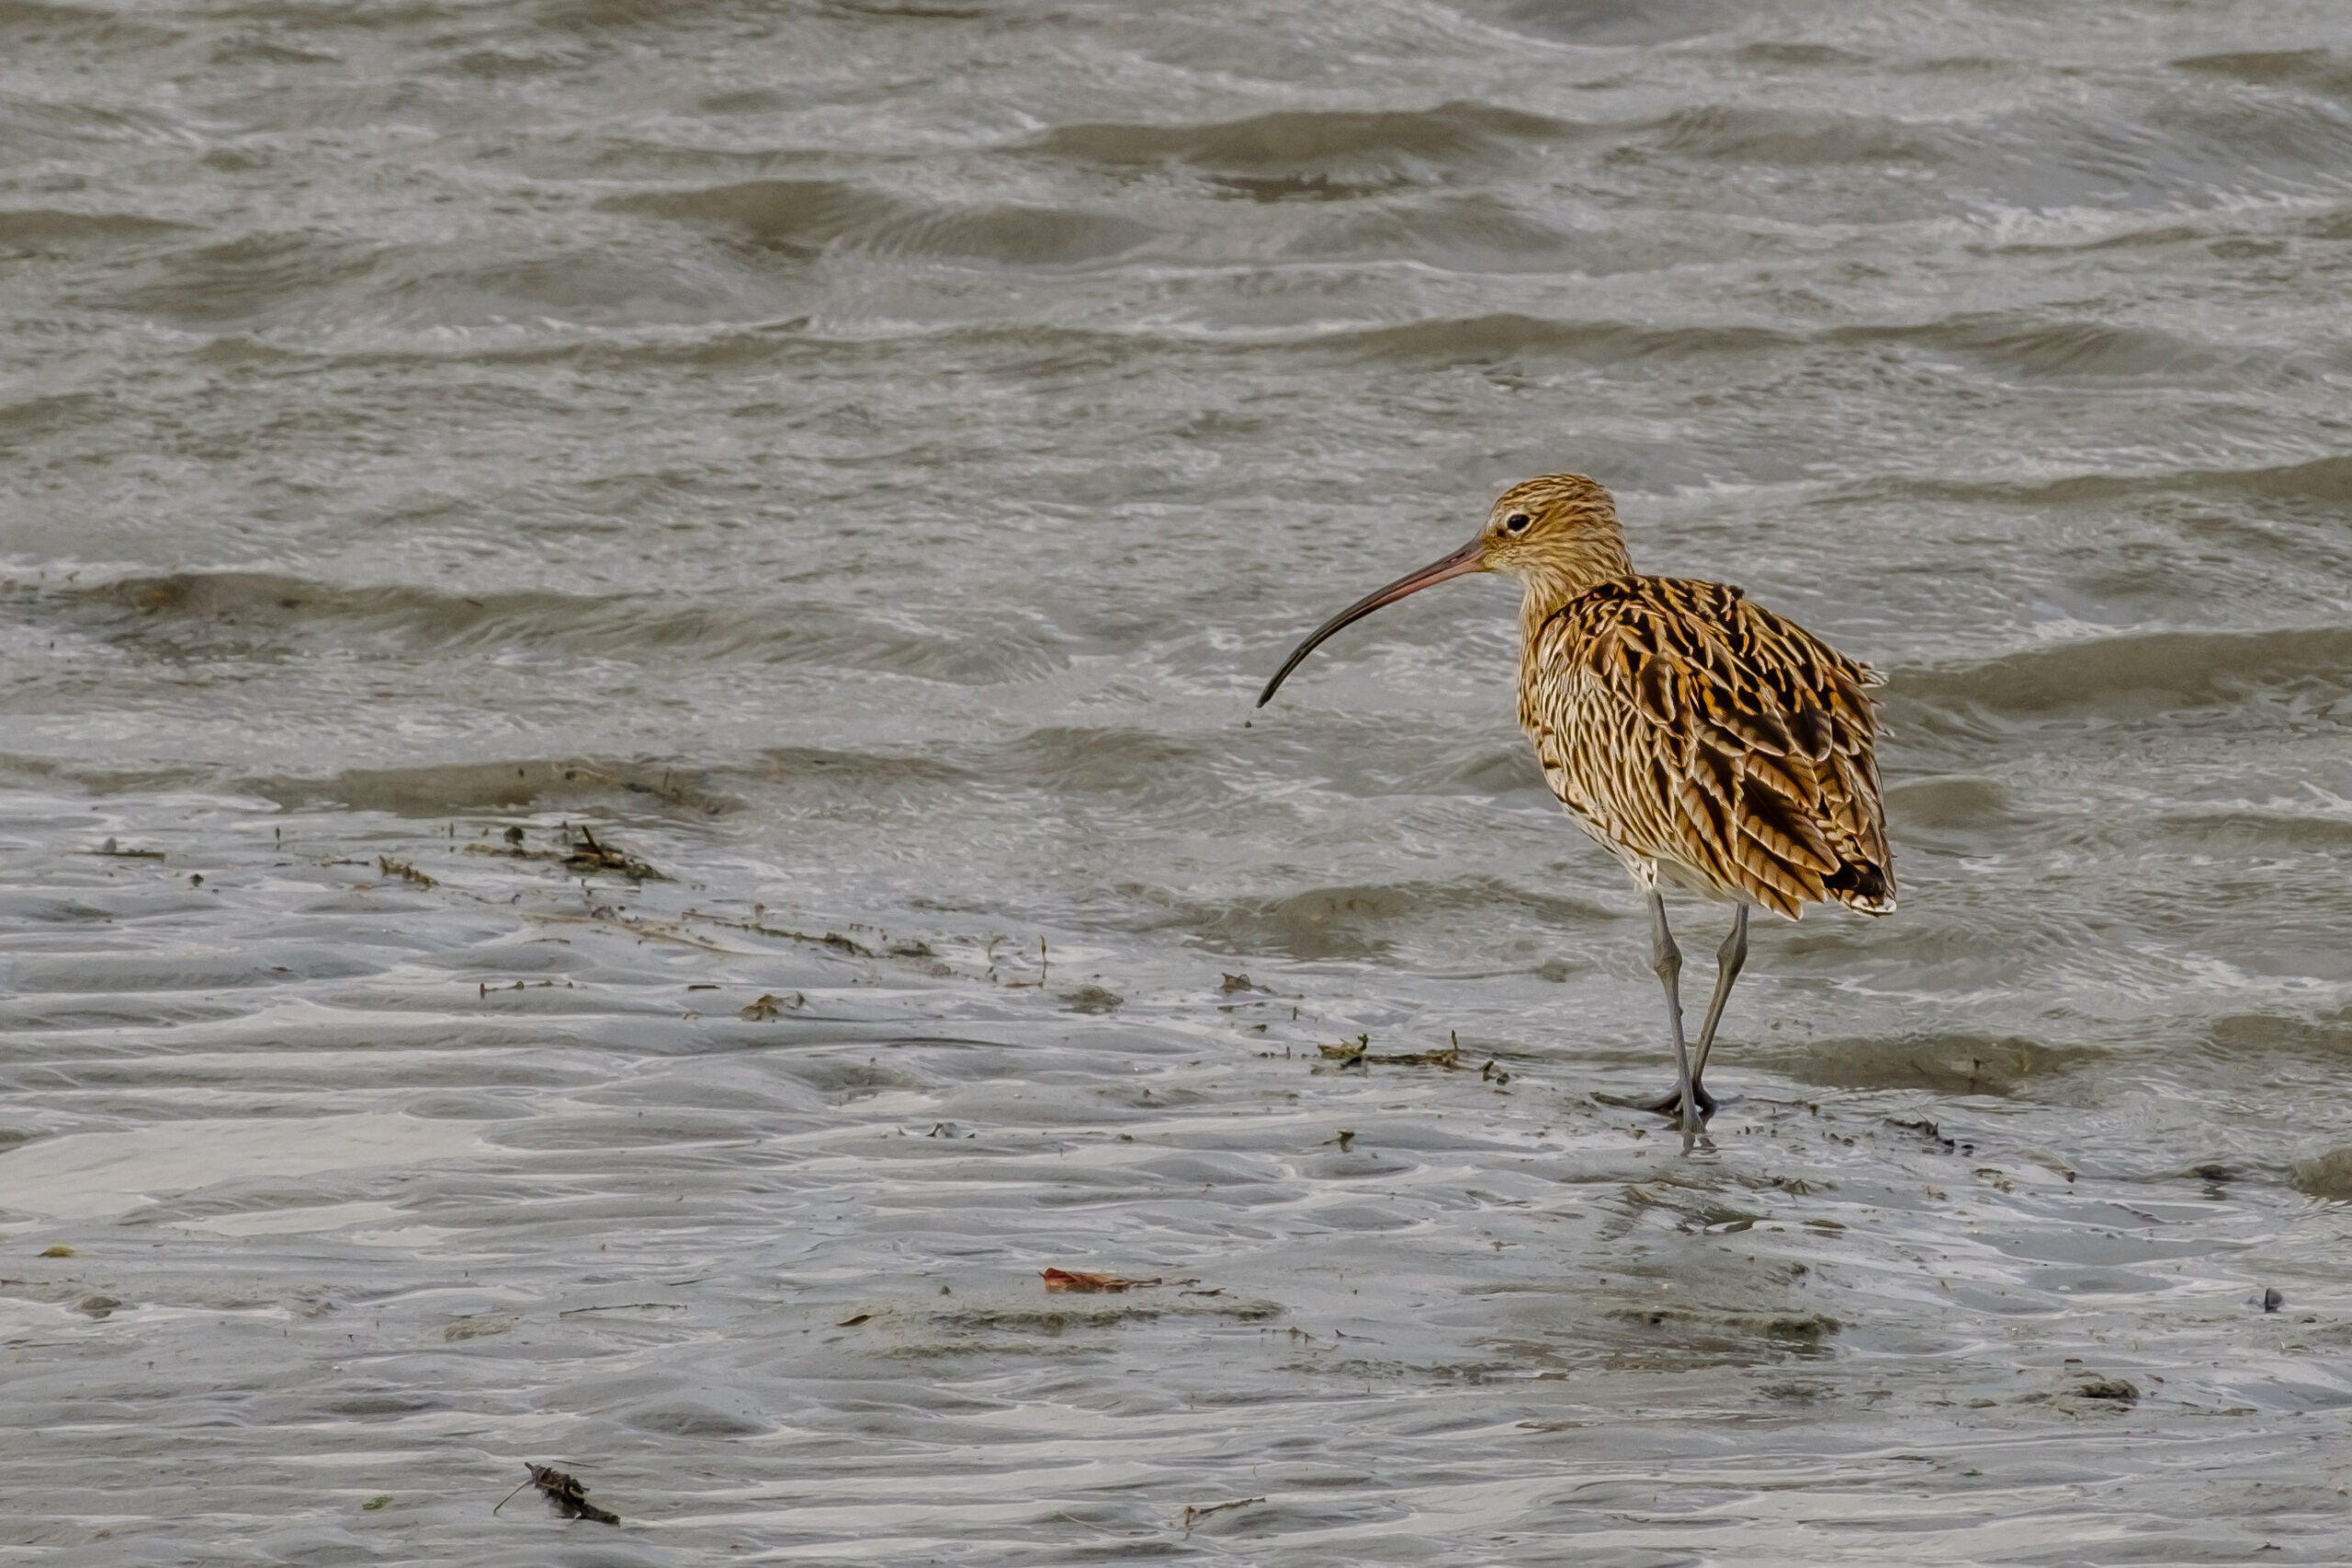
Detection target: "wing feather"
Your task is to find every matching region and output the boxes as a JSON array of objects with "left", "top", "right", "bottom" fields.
[{"left": 1521, "top": 577, "right": 1895, "bottom": 919}]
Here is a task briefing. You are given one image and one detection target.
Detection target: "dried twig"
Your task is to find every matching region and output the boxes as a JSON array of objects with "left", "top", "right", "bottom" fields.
[
  {"left": 563, "top": 823, "right": 663, "bottom": 881},
  {"left": 493, "top": 1462, "right": 620, "bottom": 1525},
  {"left": 1182, "top": 1497, "right": 1264, "bottom": 1534},
  {"left": 1318, "top": 1030, "right": 1493, "bottom": 1071},
  {"left": 377, "top": 856, "right": 435, "bottom": 888},
  {"left": 740, "top": 991, "right": 803, "bottom": 1020}
]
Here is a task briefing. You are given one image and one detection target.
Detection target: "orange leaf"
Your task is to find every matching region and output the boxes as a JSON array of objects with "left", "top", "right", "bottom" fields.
[
  {"left": 1040, "top": 1267, "right": 1197, "bottom": 1292},
  {"left": 1041, "top": 1268, "right": 1146, "bottom": 1292}
]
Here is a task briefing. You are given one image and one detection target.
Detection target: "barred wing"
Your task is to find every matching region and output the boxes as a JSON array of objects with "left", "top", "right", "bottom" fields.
[{"left": 1520, "top": 577, "right": 1894, "bottom": 919}]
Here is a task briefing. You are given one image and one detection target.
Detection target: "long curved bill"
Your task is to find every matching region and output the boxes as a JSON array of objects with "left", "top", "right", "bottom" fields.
[{"left": 1256, "top": 537, "right": 1487, "bottom": 707}]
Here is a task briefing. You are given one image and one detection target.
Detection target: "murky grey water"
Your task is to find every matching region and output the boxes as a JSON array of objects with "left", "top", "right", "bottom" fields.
[{"left": 6, "top": 1, "right": 2352, "bottom": 1561}]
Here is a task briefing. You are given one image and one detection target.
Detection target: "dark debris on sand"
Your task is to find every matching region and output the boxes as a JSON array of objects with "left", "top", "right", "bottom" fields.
[{"left": 501, "top": 1461, "right": 620, "bottom": 1525}]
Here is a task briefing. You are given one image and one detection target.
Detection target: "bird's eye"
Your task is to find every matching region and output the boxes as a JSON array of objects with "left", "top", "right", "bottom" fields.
[{"left": 1504, "top": 513, "right": 1532, "bottom": 535}]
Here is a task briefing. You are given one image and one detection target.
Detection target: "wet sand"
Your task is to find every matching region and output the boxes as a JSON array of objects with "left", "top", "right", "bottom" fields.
[{"left": 5, "top": 796, "right": 2349, "bottom": 1562}]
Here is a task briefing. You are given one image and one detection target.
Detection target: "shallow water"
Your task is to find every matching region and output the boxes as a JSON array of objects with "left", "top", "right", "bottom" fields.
[{"left": 5, "top": 1, "right": 2352, "bottom": 1561}]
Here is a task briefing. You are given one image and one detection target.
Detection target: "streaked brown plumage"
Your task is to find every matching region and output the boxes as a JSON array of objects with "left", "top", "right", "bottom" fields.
[
  {"left": 1257, "top": 473, "right": 1894, "bottom": 1136},
  {"left": 1523, "top": 572, "right": 1894, "bottom": 922}
]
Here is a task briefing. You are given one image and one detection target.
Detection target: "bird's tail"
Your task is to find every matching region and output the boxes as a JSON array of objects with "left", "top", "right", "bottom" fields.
[{"left": 1826, "top": 860, "right": 1896, "bottom": 916}]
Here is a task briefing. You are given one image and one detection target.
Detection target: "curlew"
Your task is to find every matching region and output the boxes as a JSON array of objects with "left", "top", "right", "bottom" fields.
[{"left": 1257, "top": 474, "right": 1894, "bottom": 1136}]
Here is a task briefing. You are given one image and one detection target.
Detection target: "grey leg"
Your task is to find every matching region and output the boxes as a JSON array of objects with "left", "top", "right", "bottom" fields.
[
  {"left": 1641, "top": 904, "right": 1743, "bottom": 1122},
  {"left": 1687, "top": 905, "right": 1750, "bottom": 1097},
  {"left": 1646, "top": 890, "right": 1698, "bottom": 1138}
]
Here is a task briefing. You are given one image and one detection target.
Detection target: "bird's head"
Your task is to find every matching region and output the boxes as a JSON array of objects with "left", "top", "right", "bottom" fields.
[
  {"left": 1256, "top": 473, "right": 1630, "bottom": 707},
  {"left": 1475, "top": 473, "right": 1623, "bottom": 581}
]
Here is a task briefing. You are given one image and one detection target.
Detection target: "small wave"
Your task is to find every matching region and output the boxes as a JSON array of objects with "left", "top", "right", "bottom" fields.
[
  {"left": 2294, "top": 1147, "right": 2352, "bottom": 1202},
  {"left": 0, "top": 386, "right": 107, "bottom": 441},
  {"left": 1883, "top": 776, "right": 2014, "bottom": 833},
  {"left": 45, "top": 570, "right": 1066, "bottom": 684},
  {"left": 99, "top": 224, "right": 788, "bottom": 334},
  {"left": 1767, "top": 1032, "right": 2094, "bottom": 1097},
  {"left": 1030, "top": 101, "right": 1575, "bottom": 196},
  {"left": 0, "top": 208, "right": 192, "bottom": 254},
  {"left": 536, "top": 0, "right": 752, "bottom": 32},
  {"left": 1280, "top": 196, "right": 1580, "bottom": 268},
  {"left": 818, "top": 0, "right": 994, "bottom": 17},
  {"left": 1317, "top": 312, "right": 1794, "bottom": 364},
  {"left": 1849, "top": 454, "right": 2352, "bottom": 511},
  {"left": 1833, "top": 313, "right": 2238, "bottom": 382},
  {"left": 1472, "top": 0, "right": 1736, "bottom": 47},
  {"left": 2174, "top": 49, "right": 2352, "bottom": 99},
  {"left": 8, "top": 947, "right": 388, "bottom": 997},
  {"left": 102, "top": 231, "right": 385, "bottom": 330},
  {"left": 0, "top": 0, "right": 181, "bottom": 50},
  {"left": 603, "top": 178, "right": 901, "bottom": 252},
  {"left": 1648, "top": 105, "right": 1947, "bottom": 165},
  {"left": 0, "top": 750, "right": 214, "bottom": 797},
  {"left": 2199, "top": 454, "right": 2352, "bottom": 504},
  {"left": 245, "top": 755, "right": 729, "bottom": 816},
  {"left": 1986, "top": 220, "right": 2212, "bottom": 257},
  {"left": 207, "top": 34, "right": 347, "bottom": 68},
  {"left": 2301, "top": 207, "right": 2352, "bottom": 241},
  {"left": 2144, "top": 93, "right": 2352, "bottom": 177},
  {"left": 2154, "top": 809, "right": 2352, "bottom": 854},
  {"left": 1896, "top": 626, "right": 2352, "bottom": 719},
  {"left": 509, "top": 133, "right": 830, "bottom": 183},
  {"left": 985, "top": 726, "right": 1232, "bottom": 808},
  {"left": 605, "top": 178, "right": 1155, "bottom": 266},
  {"left": 2201, "top": 1010, "right": 2352, "bottom": 1064},
  {"left": 752, "top": 745, "right": 973, "bottom": 791},
  {"left": 1964, "top": 95, "right": 2352, "bottom": 208},
  {"left": 1137, "top": 876, "right": 1612, "bottom": 962},
  {"left": 0, "top": 100, "right": 201, "bottom": 168},
  {"left": 1730, "top": 42, "right": 1876, "bottom": 71}
]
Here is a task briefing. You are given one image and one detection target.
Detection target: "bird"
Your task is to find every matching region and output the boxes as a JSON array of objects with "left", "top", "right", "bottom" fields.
[{"left": 1256, "top": 474, "right": 1894, "bottom": 1137}]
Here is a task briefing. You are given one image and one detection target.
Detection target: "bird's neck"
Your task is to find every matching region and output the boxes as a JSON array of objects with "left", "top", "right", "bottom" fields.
[{"left": 1514, "top": 542, "right": 1634, "bottom": 644}]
